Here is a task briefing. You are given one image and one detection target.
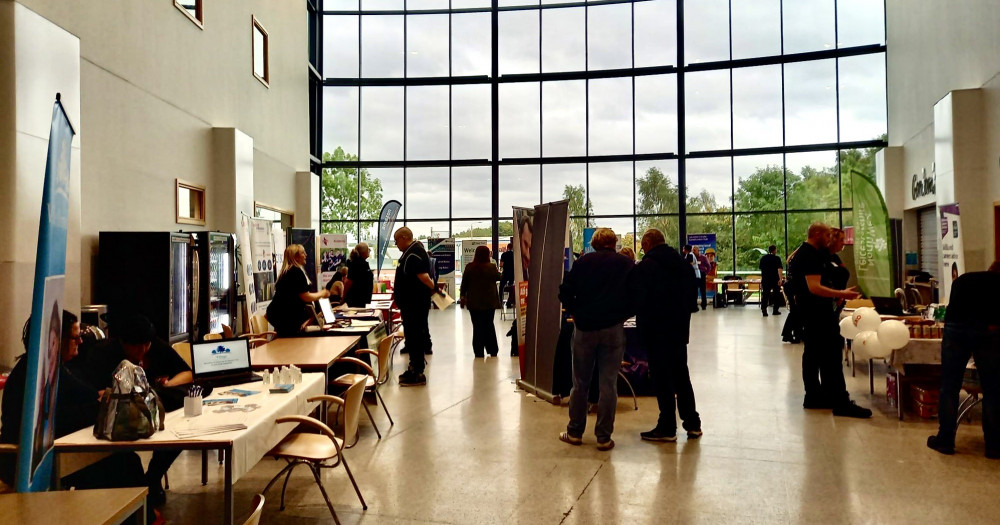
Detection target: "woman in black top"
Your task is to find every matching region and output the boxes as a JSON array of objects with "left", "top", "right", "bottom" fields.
[
  {"left": 460, "top": 245, "right": 502, "bottom": 357},
  {"left": 344, "top": 243, "right": 374, "bottom": 307},
  {"left": 267, "top": 244, "right": 330, "bottom": 337}
]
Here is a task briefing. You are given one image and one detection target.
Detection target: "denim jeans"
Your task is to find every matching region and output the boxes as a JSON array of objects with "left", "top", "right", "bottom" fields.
[
  {"left": 937, "top": 322, "right": 1000, "bottom": 451},
  {"left": 567, "top": 324, "right": 626, "bottom": 443}
]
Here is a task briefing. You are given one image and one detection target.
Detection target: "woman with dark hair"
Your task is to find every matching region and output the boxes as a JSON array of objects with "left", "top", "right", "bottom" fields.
[
  {"left": 344, "top": 242, "right": 374, "bottom": 307},
  {"left": 460, "top": 245, "right": 502, "bottom": 358}
]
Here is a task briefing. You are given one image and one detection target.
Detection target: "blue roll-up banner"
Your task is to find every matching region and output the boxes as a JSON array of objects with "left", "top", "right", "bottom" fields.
[
  {"left": 376, "top": 200, "right": 402, "bottom": 279},
  {"left": 17, "top": 96, "right": 76, "bottom": 492}
]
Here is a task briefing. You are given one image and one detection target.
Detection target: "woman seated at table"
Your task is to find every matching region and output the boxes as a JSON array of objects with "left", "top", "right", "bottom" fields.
[
  {"left": 325, "top": 266, "right": 349, "bottom": 306},
  {"left": 344, "top": 243, "right": 374, "bottom": 307},
  {"left": 267, "top": 244, "right": 331, "bottom": 337}
]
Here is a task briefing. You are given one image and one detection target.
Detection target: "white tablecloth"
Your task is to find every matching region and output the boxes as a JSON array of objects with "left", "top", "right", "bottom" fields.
[
  {"left": 56, "top": 373, "right": 325, "bottom": 482},
  {"left": 889, "top": 339, "right": 942, "bottom": 373}
]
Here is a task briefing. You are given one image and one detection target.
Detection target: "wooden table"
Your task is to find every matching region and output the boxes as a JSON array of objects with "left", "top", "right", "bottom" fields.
[
  {"left": 0, "top": 487, "right": 148, "bottom": 524},
  {"left": 251, "top": 336, "right": 359, "bottom": 376},
  {"left": 55, "top": 374, "right": 325, "bottom": 525}
]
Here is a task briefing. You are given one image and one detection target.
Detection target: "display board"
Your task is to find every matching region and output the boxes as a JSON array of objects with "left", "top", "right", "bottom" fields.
[
  {"left": 461, "top": 239, "right": 488, "bottom": 270},
  {"left": 247, "top": 216, "right": 276, "bottom": 316},
  {"left": 939, "top": 203, "right": 964, "bottom": 302},
  {"left": 428, "top": 238, "right": 456, "bottom": 299},
  {"left": 686, "top": 233, "right": 717, "bottom": 293},
  {"left": 288, "top": 228, "right": 318, "bottom": 293},
  {"left": 852, "top": 170, "right": 894, "bottom": 298},
  {"left": 512, "top": 207, "right": 535, "bottom": 357}
]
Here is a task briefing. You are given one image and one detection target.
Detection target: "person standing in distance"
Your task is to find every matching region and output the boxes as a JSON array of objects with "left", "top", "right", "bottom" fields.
[
  {"left": 498, "top": 242, "right": 515, "bottom": 308},
  {"left": 460, "top": 245, "right": 502, "bottom": 358},
  {"left": 631, "top": 229, "right": 702, "bottom": 442},
  {"left": 393, "top": 227, "right": 437, "bottom": 386},
  {"left": 789, "top": 223, "right": 869, "bottom": 417},
  {"left": 557, "top": 228, "right": 634, "bottom": 451},
  {"left": 682, "top": 245, "right": 700, "bottom": 312},
  {"left": 759, "top": 245, "right": 785, "bottom": 317}
]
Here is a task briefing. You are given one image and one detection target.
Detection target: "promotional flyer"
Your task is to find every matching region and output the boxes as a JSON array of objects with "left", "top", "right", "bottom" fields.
[
  {"left": 428, "top": 237, "right": 456, "bottom": 299},
  {"left": 319, "top": 233, "right": 348, "bottom": 289},
  {"left": 939, "top": 203, "right": 964, "bottom": 302}
]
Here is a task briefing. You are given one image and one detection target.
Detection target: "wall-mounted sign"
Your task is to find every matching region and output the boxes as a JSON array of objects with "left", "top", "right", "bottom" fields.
[{"left": 911, "top": 163, "right": 936, "bottom": 200}]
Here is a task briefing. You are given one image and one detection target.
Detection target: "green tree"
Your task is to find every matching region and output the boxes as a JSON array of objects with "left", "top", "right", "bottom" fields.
[
  {"left": 636, "top": 166, "right": 680, "bottom": 250},
  {"left": 321, "top": 147, "right": 384, "bottom": 235},
  {"left": 563, "top": 184, "right": 592, "bottom": 253},
  {"left": 454, "top": 221, "right": 514, "bottom": 238}
]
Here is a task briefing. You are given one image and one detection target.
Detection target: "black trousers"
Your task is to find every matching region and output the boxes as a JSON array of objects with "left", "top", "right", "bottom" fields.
[
  {"left": 761, "top": 280, "right": 782, "bottom": 312},
  {"left": 469, "top": 309, "right": 500, "bottom": 356},
  {"left": 498, "top": 277, "right": 514, "bottom": 306},
  {"left": 936, "top": 322, "right": 1000, "bottom": 452},
  {"left": 801, "top": 314, "right": 848, "bottom": 405},
  {"left": 641, "top": 330, "right": 701, "bottom": 433},
  {"left": 697, "top": 275, "right": 707, "bottom": 308},
  {"left": 401, "top": 304, "right": 431, "bottom": 373}
]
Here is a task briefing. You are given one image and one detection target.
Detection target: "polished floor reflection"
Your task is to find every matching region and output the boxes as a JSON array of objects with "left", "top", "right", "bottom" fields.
[{"left": 159, "top": 307, "right": 999, "bottom": 524}]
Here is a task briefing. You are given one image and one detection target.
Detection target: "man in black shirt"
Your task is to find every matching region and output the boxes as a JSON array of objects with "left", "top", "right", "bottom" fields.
[
  {"left": 498, "top": 242, "right": 515, "bottom": 308},
  {"left": 789, "top": 223, "right": 869, "bottom": 418},
  {"left": 393, "top": 227, "right": 438, "bottom": 387},
  {"left": 927, "top": 263, "right": 1000, "bottom": 458},
  {"left": 759, "top": 245, "right": 784, "bottom": 317}
]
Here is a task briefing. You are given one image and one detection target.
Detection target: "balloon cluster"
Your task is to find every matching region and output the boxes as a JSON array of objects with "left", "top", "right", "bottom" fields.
[{"left": 838, "top": 307, "right": 910, "bottom": 358}]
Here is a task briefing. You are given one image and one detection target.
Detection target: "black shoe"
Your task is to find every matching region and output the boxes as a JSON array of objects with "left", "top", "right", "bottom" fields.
[
  {"left": 640, "top": 428, "right": 678, "bottom": 442},
  {"left": 772, "top": 310, "right": 781, "bottom": 315},
  {"left": 474, "top": 353, "right": 485, "bottom": 358},
  {"left": 147, "top": 486, "right": 167, "bottom": 508},
  {"left": 832, "top": 400, "right": 872, "bottom": 418},
  {"left": 762, "top": 311, "right": 768, "bottom": 317},
  {"left": 686, "top": 428, "right": 703, "bottom": 439},
  {"left": 701, "top": 306, "right": 707, "bottom": 310},
  {"left": 926, "top": 435, "right": 955, "bottom": 455},
  {"left": 488, "top": 352, "right": 498, "bottom": 357},
  {"left": 986, "top": 448, "right": 999, "bottom": 460},
  {"left": 803, "top": 395, "right": 833, "bottom": 409},
  {"left": 425, "top": 348, "right": 433, "bottom": 355},
  {"left": 399, "top": 371, "right": 427, "bottom": 387}
]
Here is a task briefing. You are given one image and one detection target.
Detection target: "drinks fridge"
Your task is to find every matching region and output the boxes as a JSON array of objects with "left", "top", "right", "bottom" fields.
[{"left": 192, "top": 232, "right": 237, "bottom": 341}]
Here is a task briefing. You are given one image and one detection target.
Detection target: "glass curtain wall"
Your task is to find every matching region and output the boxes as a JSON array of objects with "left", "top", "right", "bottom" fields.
[{"left": 314, "top": 0, "right": 887, "bottom": 272}]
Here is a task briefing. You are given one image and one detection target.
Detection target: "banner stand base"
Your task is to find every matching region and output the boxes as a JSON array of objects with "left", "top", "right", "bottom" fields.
[{"left": 516, "top": 380, "right": 562, "bottom": 405}]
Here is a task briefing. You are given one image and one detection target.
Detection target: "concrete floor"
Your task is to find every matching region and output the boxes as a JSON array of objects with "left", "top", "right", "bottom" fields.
[{"left": 159, "top": 307, "right": 999, "bottom": 524}]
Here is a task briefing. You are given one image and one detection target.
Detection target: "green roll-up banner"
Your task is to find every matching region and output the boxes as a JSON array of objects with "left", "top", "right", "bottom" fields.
[{"left": 851, "top": 169, "right": 894, "bottom": 297}]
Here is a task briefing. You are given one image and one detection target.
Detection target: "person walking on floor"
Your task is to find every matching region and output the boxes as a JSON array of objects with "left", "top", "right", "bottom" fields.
[
  {"left": 759, "top": 245, "right": 785, "bottom": 317},
  {"left": 498, "top": 242, "right": 515, "bottom": 308},
  {"left": 927, "top": 262, "right": 1000, "bottom": 458},
  {"left": 789, "top": 223, "right": 869, "bottom": 417},
  {"left": 393, "top": 227, "right": 438, "bottom": 387},
  {"left": 694, "top": 246, "right": 710, "bottom": 310},
  {"left": 557, "top": 228, "right": 634, "bottom": 451},
  {"left": 631, "top": 229, "right": 702, "bottom": 442},
  {"left": 682, "top": 245, "right": 701, "bottom": 313},
  {"left": 460, "top": 245, "right": 502, "bottom": 358}
]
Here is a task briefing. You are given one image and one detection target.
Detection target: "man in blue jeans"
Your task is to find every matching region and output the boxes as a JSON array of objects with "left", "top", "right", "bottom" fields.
[
  {"left": 927, "top": 263, "right": 1000, "bottom": 458},
  {"left": 557, "top": 228, "right": 634, "bottom": 451}
]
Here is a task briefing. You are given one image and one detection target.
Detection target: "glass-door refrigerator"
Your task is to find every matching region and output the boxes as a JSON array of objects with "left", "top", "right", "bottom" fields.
[
  {"left": 193, "top": 232, "right": 237, "bottom": 341},
  {"left": 98, "top": 231, "right": 196, "bottom": 344}
]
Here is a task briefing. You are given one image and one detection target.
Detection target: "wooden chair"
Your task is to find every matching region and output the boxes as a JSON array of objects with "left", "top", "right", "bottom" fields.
[
  {"left": 261, "top": 376, "right": 368, "bottom": 524},
  {"left": 241, "top": 314, "right": 277, "bottom": 348},
  {"left": 221, "top": 324, "right": 235, "bottom": 339},
  {"left": 743, "top": 274, "right": 762, "bottom": 304},
  {"left": 331, "top": 336, "right": 395, "bottom": 441},
  {"left": 204, "top": 333, "right": 223, "bottom": 341},
  {"left": 171, "top": 341, "right": 192, "bottom": 368},
  {"left": 242, "top": 494, "right": 265, "bottom": 525}
]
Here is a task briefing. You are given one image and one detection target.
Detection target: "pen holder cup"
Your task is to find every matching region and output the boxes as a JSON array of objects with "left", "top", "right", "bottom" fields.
[{"left": 184, "top": 395, "right": 203, "bottom": 417}]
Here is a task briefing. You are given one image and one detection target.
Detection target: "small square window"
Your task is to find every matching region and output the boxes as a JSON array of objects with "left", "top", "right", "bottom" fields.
[
  {"left": 174, "top": 0, "right": 203, "bottom": 28},
  {"left": 176, "top": 179, "right": 206, "bottom": 226},
  {"left": 252, "top": 16, "right": 269, "bottom": 86}
]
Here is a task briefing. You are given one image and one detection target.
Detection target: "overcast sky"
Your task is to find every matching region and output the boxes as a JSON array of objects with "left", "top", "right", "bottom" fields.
[{"left": 321, "top": 0, "right": 886, "bottom": 232}]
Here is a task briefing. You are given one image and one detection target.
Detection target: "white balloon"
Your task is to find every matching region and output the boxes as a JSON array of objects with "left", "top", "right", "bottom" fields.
[
  {"left": 839, "top": 316, "right": 859, "bottom": 339},
  {"left": 851, "top": 307, "right": 873, "bottom": 326},
  {"left": 854, "top": 308, "right": 882, "bottom": 333},
  {"left": 855, "top": 330, "right": 890, "bottom": 359},
  {"left": 877, "top": 320, "right": 910, "bottom": 350}
]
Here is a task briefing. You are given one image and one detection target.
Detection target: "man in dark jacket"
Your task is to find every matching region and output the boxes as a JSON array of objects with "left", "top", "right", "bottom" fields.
[
  {"left": 498, "top": 242, "right": 515, "bottom": 307},
  {"left": 557, "top": 228, "right": 634, "bottom": 451},
  {"left": 631, "top": 229, "right": 702, "bottom": 442}
]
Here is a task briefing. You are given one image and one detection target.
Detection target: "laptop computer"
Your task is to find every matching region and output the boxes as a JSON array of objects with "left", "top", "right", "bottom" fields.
[
  {"left": 871, "top": 296, "right": 905, "bottom": 316},
  {"left": 318, "top": 297, "right": 337, "bottom": 325},
  {"left": 191, "top": 337, "right": 262, "bottom": 388}
]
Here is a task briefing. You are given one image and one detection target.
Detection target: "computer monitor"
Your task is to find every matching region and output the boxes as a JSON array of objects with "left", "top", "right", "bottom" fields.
[
  {"left": 318, "top": 297, "right": 336, "bottom": 324},
  {"left": 190, "top": 338, "right": 252, "bottom": 380}
]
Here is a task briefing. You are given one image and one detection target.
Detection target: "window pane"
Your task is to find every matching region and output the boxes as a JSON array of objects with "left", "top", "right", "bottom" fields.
[
  {"left": 636, "top": 160, "right": 679, "bottom": 215},
  {"left": 687, "top": 213, "right": 733, "bottom": 275},
  {"left": 365, "top": 168, "right": 403, "bottom": 220},
  {"left": 638, "top": 215, "right": 679, "bottom": 252},
  {"left": 734, "top": 154, "right": 784, "bottom": 212},
  {"left": 499, "top": 165, "right": 540, "bottom": 218},
  {"left": 453, "top": 0, "right": 491, "bottom": 7},
  {"left": 787, "top": 210, "right": 840, "bottom": 249},
  {"left": 253, "top": 24, "right": 266, "bottom": 79},
  {"left": 590, "top": 216, "right": 636, "bottom": 254},
  {"left": 322, "top": 221, "right": 359, "bottom": 240},
  {"left": 499, "top": 10, "right": 539, "bottom": 75},
  {"left": 635, "top": 74, "right": 677, "bottom": 155},
  {"left": 405, "top": 167, "right": 450, "bottom": 219},
  {"left": 686, "top": 157, "right": 732, "bottom": 213},
  {"left": 324, "top": 15, "right": 358, "bottom": 78},
  {"left": 323, "top": 87, "right": 359, "bottom": 158},
  {"left": 407, "top": 14, "right": 449, "bottom": 77},
  {"left": 839, "top": 54, "right": 887, "bottom": 143},
  {"left": 684, "top": 0, "right": 728, "bottom": 64},
  {"left": 452, "top": 13, "right": 491, "bottom": 76},
  {"left": 408, "top": 0, "right": 449, "bottom": 9},
  {"left": 731, "top": 0, "right": 780, "bottom": 59},
  {"left": 589, "top": 77, "right": 633, "bottom": 156},
  {"left": 735, "top": 213, "right": 786, "bottom": 273},
  {"left": 500, "top": 82, "right": 540, "bottom": 159},
  {"left": 406, "top": 86, "right": 449, "bottom": 160},
  {"left": 544, "top": 164, "right": 587, "bottom": 254},
  {"left": 783, "top": 0, "right": 834, "bottom": 54},
  {"left": 635, "top": 0, "right": 676, "bottom": 68},
  {"left": 361, "top": 0, "right": 402, "bottom": 10},
  {"left": 542, "top": 80, "right": 586, "bottom": 157},
  {"left": 839, "top": 146, "right": 878, "bottom": 210},
  {"left": 360, "top": 86, "right": 404, "bottom": 160},
  {"left": 784, "top": 59, "right": 836, "bottom": 146},
  {"left": 587, "top": 3, "right": 631, "bottom": 71},
  {"left": 542, "top": 7, "right": 585, "bottom": 73},
  {"left": 327, "top": 0, "right": 358, "bottom": 9},
  {"left": 321, "top": 169, "right": 358, "bottom": 221},
  {"left": 452, "top": 84, "right": 491, "bottom": 160},
  {"left": 588, "top": 162, "right": 633, "bottom": 216},
  {"left": 786, "top": 151, "right": 840, "bottom": 210},
  {"left": 837, "top": 0, "right": 885, "bottom": 48},
  {"left": 361, "top": 15, "right": 404, "bottom": 77},
  {"left": 732, "top": 65, "right": 782, "bottom": 149},
  {"left": 452, "top": 167, "right": 492, "bottom": 218},
  {"left": 406, "top": 221, "right": 451, "bottom": 243},
  {"left": 686, "top": 70, "right": 731, "bottom": 152}
]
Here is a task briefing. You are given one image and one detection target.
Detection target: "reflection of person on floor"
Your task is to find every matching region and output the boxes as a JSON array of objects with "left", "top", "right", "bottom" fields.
[
  {"left": 558, "top": 228, "right": 634, "bottom": 450},
  {"left": 631, "top": 229, "right": 702, "bottom": 443},
  {"left": 928, "top": 262, "right": 1000, "bottom": 458},
  {"left": 1, "top": 313, "right": 147, "bottom": 505}
]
